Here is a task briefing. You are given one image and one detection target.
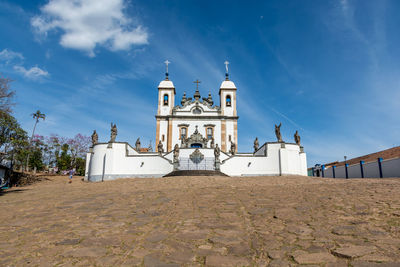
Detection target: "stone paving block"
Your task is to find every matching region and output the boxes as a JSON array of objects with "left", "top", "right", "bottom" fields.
[
  {"left": 205, "top": 255, "right": 250, "bottom": 266},
  {"left": 293, "top": 252, "right": 337, "bottom": 264},
  {"left": 331, "top": 245, "right": 377, "bottom": 259}
]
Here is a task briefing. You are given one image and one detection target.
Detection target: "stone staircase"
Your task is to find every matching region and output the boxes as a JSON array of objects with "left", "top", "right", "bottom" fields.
[{"left": 163, "top": 170, "right": 229, "bottom": 177}]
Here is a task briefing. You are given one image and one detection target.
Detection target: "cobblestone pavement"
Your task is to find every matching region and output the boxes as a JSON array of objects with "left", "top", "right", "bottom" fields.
[{"left": 1, "top": 175, "right": 400, "bottom": 266}]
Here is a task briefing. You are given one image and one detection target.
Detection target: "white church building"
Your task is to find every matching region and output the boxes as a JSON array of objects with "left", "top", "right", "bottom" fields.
[{"left": 85, "top": 62, "right": 307, "bottom": 182}]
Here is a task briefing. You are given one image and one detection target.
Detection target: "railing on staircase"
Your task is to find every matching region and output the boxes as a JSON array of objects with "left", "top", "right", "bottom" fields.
[{"left": 178, "top": 157, "right": 215, "bottom": 171}]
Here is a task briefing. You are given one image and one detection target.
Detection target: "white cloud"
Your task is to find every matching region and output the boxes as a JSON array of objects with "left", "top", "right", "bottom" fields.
[
  {"left": 14, "top": 65, "right": 49, "bottom": 79},
  {"left": 0, "top": 48, "right": 24, "bottom": 63},
  {"left": 31, "top": 0, "right": 148, "bottom": 57}
]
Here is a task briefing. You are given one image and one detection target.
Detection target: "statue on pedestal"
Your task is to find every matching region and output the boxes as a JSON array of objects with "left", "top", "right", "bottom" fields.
[
  {"left": 173, "top": 144, "right": 179, "bottom": 162},
  {"left": 253, "top": 137, "right": 259, "bottom": 152},
  {"left": 275, "top": 123, "right": 283, "bottom": 143},
  {"left": 91, "top": 130, "right": 98, "bottom": 146},
  {"left": 135, "top": 138, "right": 141, "bottom": 151},
  {"left": 157, "top": 140, "right": 164, "bottom": 155},
  {"left": 294, "top": 130, "right": 301, "bottom": 146},
  {"left": 230, "top": 141, "right": 236, "bottom": 155},
  {"left": 110, "top": 123, "right": 117, "bottom": 143},
  {"left": 214, "top": 144, "right": 220, "bottom": 162}
]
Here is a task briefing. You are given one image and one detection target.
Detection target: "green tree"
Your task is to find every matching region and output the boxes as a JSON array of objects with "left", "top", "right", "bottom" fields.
[
  {"left": 29, "top": 148, "right": 44, "bottom": 170},
  {"left": 75, "top": 157, "right": 86, "bottom": 176},
  {"left": 57, "top": 143, "right": 71, "bottom": 171},
  {"left": 0, "top": 112, "right": 29, "bottom": 167}
]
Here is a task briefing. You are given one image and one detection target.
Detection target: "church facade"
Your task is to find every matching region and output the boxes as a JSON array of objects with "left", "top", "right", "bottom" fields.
[
  {"left": 85, "top": 63, "right": 307, "bottom": 182},
  {"left": 156, "top": 75, "right": 237, "bottom": 153}
]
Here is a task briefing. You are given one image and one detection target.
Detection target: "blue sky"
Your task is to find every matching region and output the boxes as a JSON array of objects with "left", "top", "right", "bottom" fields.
[{"left": 0, "top": 0, "right": 399, "bottom": 166}]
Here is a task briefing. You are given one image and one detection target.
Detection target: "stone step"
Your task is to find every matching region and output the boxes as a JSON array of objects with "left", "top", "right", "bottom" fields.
[{"left": 163, "top": 170, "right": 229, "bottom": 177}]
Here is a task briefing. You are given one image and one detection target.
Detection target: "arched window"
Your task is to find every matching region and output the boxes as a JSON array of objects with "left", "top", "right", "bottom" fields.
[
  {"left": 207, "top": 127, "right": 213, "bottom": 139},
  {"left": 163, "top": 94, "right": 169, "bottom": 105},
  {"left": 180, "top": 127, "right": 187, "bottom": 140},
  {"left": 226, "top": 95, "right": 231, "bottom": 107}
]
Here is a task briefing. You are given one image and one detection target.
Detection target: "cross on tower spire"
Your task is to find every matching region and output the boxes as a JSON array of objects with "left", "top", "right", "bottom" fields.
[
  {"left": 224, "top": 60, "right": 230, "bottom": 80},
  {"left": 164, "top": 60, "right": 170, "bottom": 80}
]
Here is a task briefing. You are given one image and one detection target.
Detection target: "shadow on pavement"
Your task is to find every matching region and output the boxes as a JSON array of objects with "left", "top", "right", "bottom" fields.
[{"left": 0, "top": 188, "right": 27, "bottom": 196}]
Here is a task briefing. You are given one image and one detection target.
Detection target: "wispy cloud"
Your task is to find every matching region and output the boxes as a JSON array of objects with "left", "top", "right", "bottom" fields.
[
  {"left": 31, "top": 0, "right": 148, "bottom": 57},
  {"left": 0, "top": 48, "right": 49, "bottom": 80},
  {"left": 14, "top": 65, "right": 49, "bottom": 79},
  {"left": 268, "top": 106, "right": 305, "bottom": 131},
  {"left": 0, "top": 48, "right": 24, "bottom": 63}
]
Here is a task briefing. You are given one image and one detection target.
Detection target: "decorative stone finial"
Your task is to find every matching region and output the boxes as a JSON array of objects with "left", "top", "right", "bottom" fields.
[{"left": 181, "top": 92, "right": 187, "bottom": 105}]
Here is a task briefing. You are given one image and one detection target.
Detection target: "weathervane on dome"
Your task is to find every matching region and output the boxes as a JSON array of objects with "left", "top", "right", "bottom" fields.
[
  {"left": 224, "top": 60, "right": 229, "bottom": 80},
  {"left": 164, "top": 60, "right": 170, "bottom": 80}
]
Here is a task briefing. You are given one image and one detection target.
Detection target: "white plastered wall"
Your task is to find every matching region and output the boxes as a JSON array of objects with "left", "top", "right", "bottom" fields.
[
  {"left": 221, "top": 143, "right": 306, "bottom": 176},
  {"left": 87, "top": 143, "right": 173, "bottom": 182},
  {"left": 158, "top": 120, "right": 169, "bottom": 149},
  {"left": 224, "top": 120, "right": 236, "bottom": 148}
]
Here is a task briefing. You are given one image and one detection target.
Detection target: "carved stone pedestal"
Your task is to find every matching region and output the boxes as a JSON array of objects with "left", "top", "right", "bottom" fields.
[
  {"left": 173, "top": 161, "right": 179, "bottom": 171},
  {"left": 215, "top": 160, "right": 221, "bottom": 171}
]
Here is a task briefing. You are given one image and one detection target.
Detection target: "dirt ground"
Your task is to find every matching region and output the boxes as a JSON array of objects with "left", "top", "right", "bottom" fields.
[{"left": 1, "top": 175, "right": 400, "bottom": 266}]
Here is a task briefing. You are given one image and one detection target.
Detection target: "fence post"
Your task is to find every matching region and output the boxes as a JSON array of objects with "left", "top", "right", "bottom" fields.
[
  {"left": 332, "top": 166, "right": 336, "bottom": 178},
  {"left": 378, "top": 158, "right": 383, "bottom": 178},
  {"left": 345, "top": 164, "right": 349, "bottom": 179},
  {"left": 360, "top": 161, "right": 364, "bottom": 178},
  {"left": 321, "top": 165, "right": 325, "bottom": 177}
]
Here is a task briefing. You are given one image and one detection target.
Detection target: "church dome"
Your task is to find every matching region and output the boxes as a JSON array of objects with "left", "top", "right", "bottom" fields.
[
  {"left": 220, "top": 80, "right": 236, "bottom": 89},
  {"left": 158, "top": 80, "right": 175, "bottom": 88}
]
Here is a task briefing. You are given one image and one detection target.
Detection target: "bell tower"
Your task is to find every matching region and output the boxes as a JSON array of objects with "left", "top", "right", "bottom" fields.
[
  {"left": 219, "top": 61, "right": 238, "bottom": 153},
  {"left": 156, "top": 60, "right": 175, "bottom": 152}
]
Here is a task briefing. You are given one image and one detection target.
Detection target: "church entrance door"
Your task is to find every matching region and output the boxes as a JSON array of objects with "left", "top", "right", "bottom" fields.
[{"left": 191, "top": 143, "right": 202, "bottom": 148}]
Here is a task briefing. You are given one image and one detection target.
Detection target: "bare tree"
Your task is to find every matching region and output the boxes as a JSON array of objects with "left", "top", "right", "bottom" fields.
[{"left": 0, "top": 76, "right": 15, "bottom": 114}]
